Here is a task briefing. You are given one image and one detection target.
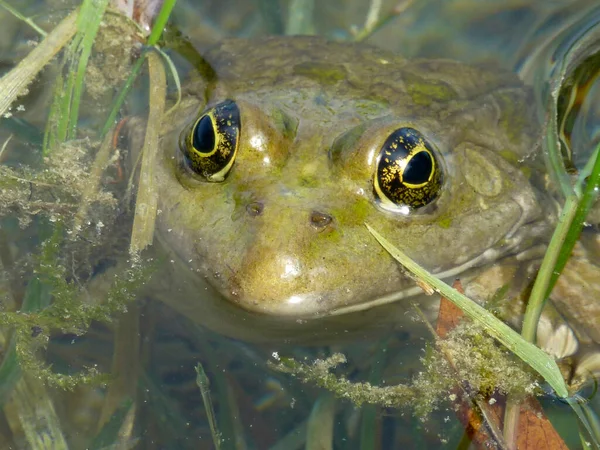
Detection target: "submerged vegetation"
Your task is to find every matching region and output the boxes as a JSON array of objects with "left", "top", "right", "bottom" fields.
[
  {"left": 0, "top": 0, "right": 164, "bottom": 391},
  {"left": 0, "top": 226, "right": 152, "bottom": 389},
  {"left": 270, "top": 321, "right": 539, "bottom": 417}
]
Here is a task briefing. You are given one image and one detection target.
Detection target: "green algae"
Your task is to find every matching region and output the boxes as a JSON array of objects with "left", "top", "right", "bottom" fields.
[
  {"left": 404, "top": 73, "right": 458, "bottom": 106},
  {"left": 293, "top": 62, "right": 347, "bottom": 85},
  {"left": 0, "top": 225, "right": 153, "bottom": 390},
  {"left": 270, "top": 321, "right": 538, "bottom": 418}
]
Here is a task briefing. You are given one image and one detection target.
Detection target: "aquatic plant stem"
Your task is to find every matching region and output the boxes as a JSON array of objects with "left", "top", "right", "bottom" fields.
[
  {"left": 520, "top": 195, "right": 579, "bottom": 343},
  {"left": 100, "top": 55, "right": 145, "bottom": 139},
  {"left": 146, "top": 0, "right": 177, "bottom": 46},
  {"left": 502, "top": 397, "right": 520, "bottom": 450},
  {"left": 0, "top": 1, "right": 47, "bottom": 37},
  {"left": 130, "top": 51, "right": 166, "bottom": 253},
  {"left": 521, "top": 142, "right": 600, "bottom": 344},
  {"left": 195, "top": 363, "right": 222, "bottom": 450},
  {"left": 548, "top": 144, "right": 600, "bottom": 293}
]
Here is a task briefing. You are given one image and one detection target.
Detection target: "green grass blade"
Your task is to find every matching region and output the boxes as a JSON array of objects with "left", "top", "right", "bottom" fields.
[
  {"left": 522, "top": 143, "right": 600, "bottom": 343},
  {"left": 99, "top": 54, "right": 146, "bottom": 139},
  {"left": 0, "top": 1, "right": 46, "bottom": 36},
  {"left": 520, "top": 193, "right": 579, "bottom": 342},
  {"left": 565, "top": 396, "right": 600, "bottom": 449},
  {"left": 548, "top": 143, "right": 600, "bottom": 293},
  {"left": 365, "top": 223, "right": 569, "bottom": 398},
  {"left": 67, "top": 0, "right": 110, "bottom": 140},
  {"left": 147, "top": 0, "right": 178, "bottom": 46}
]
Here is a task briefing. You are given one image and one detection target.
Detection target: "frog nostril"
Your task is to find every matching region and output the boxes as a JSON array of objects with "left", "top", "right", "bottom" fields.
[
  {"left": 310, "top": 211, "right": 333, "bottom": 229},
  {"left": 246, "top": 202, "right": 264, "bottom": 217}
]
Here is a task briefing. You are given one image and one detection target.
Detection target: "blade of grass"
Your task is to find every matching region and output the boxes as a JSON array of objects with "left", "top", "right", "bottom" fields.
[
  {"left": 0, "top": 338, "right": 20, "bottom": 408},
  {"left": 547, "top": 144, "right": 600, "bottom": 294},
  {"left": 10, "top": 373, "right": 69, "bottom": 450},
  {"left": 565, "top": 396, "right": 600, "bottom": 449},
  {"left": 354, "top": 1, "right": 415, "bottom": 42},
  {"left": 99, "top": 54, "right": 146, "bottom": 139},
  {"left": 129, "top": 51, "right": 166, "bottom": 253},
  {"left": 0, "top": 223, "right": 52, "bottom": 413},
  {"left": 0, "top": 1, "right": 46, "bottom": 37},
  {"left": 0, "top": 9, "right": 78, "bottom": 120},
  {"left": 285, "top": 0, "right": 315, "bottom": 35},
  {"left": 146, "top": 0, "right": 178, "bottom": 46},
  {"left": 365, "top": 223, "right": 569, "bottom": 398},
  {"left": 0, "top": 275, "right": 51, "bottom": 407},
  {"left": 521, "top": 139, "right": 600, "bottom": 344},
  {"left": 66, "top": 0, "right": 110, "bottom": 140},
  {"left": 1, "top": 268, "right": 64, "bottom": 446}
]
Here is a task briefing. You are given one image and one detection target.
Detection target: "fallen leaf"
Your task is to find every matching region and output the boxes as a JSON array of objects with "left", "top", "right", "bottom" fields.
[{"left": 435, "top": 279, "right": 465, "bottom": 339}]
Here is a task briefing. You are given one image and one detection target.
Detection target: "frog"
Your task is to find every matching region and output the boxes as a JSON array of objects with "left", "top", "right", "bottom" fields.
[{"left": 149, "top": 35, "right": 561, "bottom": 342}]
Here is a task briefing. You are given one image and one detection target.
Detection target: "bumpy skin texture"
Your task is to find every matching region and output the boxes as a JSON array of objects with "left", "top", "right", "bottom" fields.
[{"left": 153, "top": 36, "right": 556, "bottom": 336}]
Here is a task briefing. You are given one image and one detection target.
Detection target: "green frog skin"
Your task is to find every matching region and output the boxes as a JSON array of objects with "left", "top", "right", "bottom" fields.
[{"left": 150, "top": 36, "right": 557, "bottom": 341}]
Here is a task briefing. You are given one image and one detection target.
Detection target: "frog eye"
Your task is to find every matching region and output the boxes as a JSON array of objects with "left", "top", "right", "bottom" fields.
[
  {"left": 373, "top": 127, "right": 443, "bottom": 211},
  {"left": 183, "top": 100, "right": 240, "bottom": 182}
]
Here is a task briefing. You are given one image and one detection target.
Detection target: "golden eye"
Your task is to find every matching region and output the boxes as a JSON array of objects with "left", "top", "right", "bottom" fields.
[
  {"left": 373, "top": 127, "right": 443, "bottom": 211},
  {"left": 182, "top": 100, "right": 240, "bottom": 182}
]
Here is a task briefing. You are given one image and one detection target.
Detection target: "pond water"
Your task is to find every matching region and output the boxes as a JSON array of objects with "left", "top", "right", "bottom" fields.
[{"left": 1, "top": 0, "right": 600, "bottom": 448}]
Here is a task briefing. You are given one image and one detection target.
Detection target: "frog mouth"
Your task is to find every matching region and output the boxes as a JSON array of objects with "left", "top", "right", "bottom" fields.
[{"left": 325, "top": 212, "right": 554, "bottom": 317}]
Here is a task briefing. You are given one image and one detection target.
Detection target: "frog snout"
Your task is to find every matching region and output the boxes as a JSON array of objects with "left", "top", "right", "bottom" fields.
[
  {"left": 226, "top": 200, "right": 342, "bottom": 314},
  {"left": 243, "top": 197, "right": 334, "bottom": 231}
]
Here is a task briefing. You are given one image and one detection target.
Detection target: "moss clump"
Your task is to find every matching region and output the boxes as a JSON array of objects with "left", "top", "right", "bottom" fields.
[
  {"left": 412, "top": 322, "right": 538, "bottom": 416},
  {"left": 0, "top": 140, "right": 117, "bottom": 229},
  {"left": 271, "top": 321, "right": 539, "bottom": 419}
]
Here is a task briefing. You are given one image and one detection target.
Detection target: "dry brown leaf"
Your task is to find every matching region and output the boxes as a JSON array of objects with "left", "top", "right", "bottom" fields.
[
  {"left": 514, "top": 397, "right": 569, "bottom": 450},
  {"left": 435, "top": 279, "right": 465, "bottom": 339}
]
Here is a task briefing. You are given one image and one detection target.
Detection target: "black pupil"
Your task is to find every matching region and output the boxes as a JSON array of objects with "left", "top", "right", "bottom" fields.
[
  {"left": 193, "top": 115, "right": 215, "bottom": 153},
  {"left": 403, "top": 151, "right": 432, "bottom": 185}
]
